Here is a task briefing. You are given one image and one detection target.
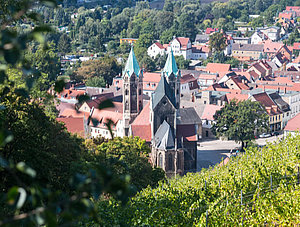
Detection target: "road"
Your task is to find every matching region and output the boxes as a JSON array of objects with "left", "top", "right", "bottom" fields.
[{"left": 197, "top": 135, "right": 283, "bottom": 171}]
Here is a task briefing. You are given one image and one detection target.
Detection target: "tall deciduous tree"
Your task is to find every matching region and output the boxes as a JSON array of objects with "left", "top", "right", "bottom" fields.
[
  {"left": 58, "top": 33, "right": 72, "bottom": 54},
  {"left": 209, "top": 32, "right": 227, "bottom": 52},
  {"left": 212, "top": 100, "right": 269, "bottom": 151}
]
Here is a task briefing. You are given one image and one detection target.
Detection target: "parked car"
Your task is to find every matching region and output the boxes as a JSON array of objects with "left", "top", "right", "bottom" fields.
[{"left": 259, "top": 133, "right": 271, "bottom": 138}]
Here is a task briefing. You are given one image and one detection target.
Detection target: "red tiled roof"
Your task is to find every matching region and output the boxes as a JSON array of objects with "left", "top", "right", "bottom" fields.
[
  {"left": 181, "top": 74, "right": 197, "bottom": 84},
  {"left": 176, "top": 124, "right": 198, "bottom": 142},
  {"left": 143, "top": 72, "right": 161, "bottom": 83},
  {"left": 252, "top": 92, "right": 275, "bottom": 107},
  {"left": 284, "top": 113, "right": 300, "bottom": 132},
  {"left": 263, "top": 40, "right": 284, "bottom": 53},
  {"left": 293, "top": 42, "right": 300, "bottom": 50},
  {"left": 57, "top": 89, "right": 85, "bottom": 99},
  {"left": 226, "top": 93, "right": 248, "bottom": 102},
  {"left": 60, "top": 108, "right": 90, "bottom": 118},
  {"left": 57, "top": 117, "right": 85, "bottom": 137},
  {"left": 131, "top": 102, "right": 151, "bottom": 142},
  {"left": 206, "top": 63, "right": 231, "bottom": 74},
  {"left": 132, "top": 102, "right": 150, "bottom": 126},
  {"left": 201, "top": 104, "right": 222, "bottom": 121},
  {"left": 205, "top": 28, "right": 218, "bottom": 34},
  {"left": 155, "top": 42, "right": 165, "bottom": 50},
  {"left": 89, "top": 108, "right": 123, "bottom": 128},
  {"left": 230, "top": 76, "right": 250, "bottom": 90},
  {"left": 176, "top": 37, "right": 190, "bottom": 50},
  {"left": 249, "top": 70, "right": 260, "bottom": 80}
]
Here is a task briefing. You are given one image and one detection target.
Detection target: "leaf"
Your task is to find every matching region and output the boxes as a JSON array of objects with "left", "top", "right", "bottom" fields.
[
  {"left": 98, "top": 99, "right": 114, "bottom": 110},
  {"left": 4, "top": 47, "right": 20, "bottom": 65},
  {"left": 32, "top": 25, "right": 53, "bottom": 33},
  {"left": 16, "top": 188, "right": 27, "bottom": 209},
  {"left": 0, "top": 70, "right": 7, "bottom": 83},
  {"left": 16, "top": 162, "right": 36, "bottom": 178},
  {"left": 14, "top": 88, "right": 29, "bottom": 98},
  {"left": 54, "top": 79, "right": 66, "bottom": 93},
  {"left": 6, "top": 186, "right": 19, "bottom": 205}
]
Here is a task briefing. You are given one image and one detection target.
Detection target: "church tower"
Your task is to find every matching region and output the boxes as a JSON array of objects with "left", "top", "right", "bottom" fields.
[
  {"left": 123, "top": 47, "right": 143, "bottom": 136},
  {"left": 162, "top": 49, "right": 181, "bottom": 109}
]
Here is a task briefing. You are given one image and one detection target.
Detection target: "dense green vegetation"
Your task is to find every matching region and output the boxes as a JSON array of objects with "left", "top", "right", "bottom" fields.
[
  {"left": 213, "top": 100, "right": 269, "bottom": 151},
  {"left": 93, "top": 135, "right": 300, "bottom": 226}
]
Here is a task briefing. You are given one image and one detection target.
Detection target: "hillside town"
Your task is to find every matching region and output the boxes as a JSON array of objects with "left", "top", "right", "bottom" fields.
[
  {"left": 2, "top": 0, "right": 300, "bottom": 225},
  {"left": 56, "top": 6, "right": 300, "bottom": 176}
]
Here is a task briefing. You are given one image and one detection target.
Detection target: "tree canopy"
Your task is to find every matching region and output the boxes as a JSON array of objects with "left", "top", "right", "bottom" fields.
[{"left": 212, "top": 100, "right": 269, "bottom": 151}]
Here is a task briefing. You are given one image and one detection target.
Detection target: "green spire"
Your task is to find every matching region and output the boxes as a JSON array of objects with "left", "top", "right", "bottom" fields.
[
  {"left": 123, "top": 46, "right": 141, "bottom": 77},
  {"left": 162, "top": 49, "right": 179, "bottom": 77}
]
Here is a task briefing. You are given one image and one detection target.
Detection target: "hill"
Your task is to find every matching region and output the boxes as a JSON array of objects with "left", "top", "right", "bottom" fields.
[{"left": 96, "top": 135, "right": 300, "bottom": 226}]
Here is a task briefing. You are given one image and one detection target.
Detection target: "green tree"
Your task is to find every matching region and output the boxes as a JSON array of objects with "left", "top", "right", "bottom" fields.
[
  {"left": 175, "top": 55, "right": 190, "bottom": 69},
  {"left": 25, "top": 42, "right": 60, "bottom": 81},
  {"left": 75, "top": 57, "right": 121, "bottom": 85},
  {"left": 95, "top": 137, "right": 165, "bottom": 191},
  {"left": 209, "top": 32, "right": 227, "bottom": 52},
  {"left": 57, "top": 33, "right": 72, "bottom": 54},
  {"left": 86, "top": 76, "right": 106, "bottom": 87},
  {"left": 212, "top": 100, "right": 269, "bottom": 151}
]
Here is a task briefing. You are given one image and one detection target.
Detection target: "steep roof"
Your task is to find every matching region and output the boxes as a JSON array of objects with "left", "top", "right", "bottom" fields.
[
  {"left": 152, "top": 76, "right": 176, "bottom": 109},
  {"left": 201, "top": 104, "right": 222, "bottom": 121},
  {"left": 57, "top": 117, "right": 85, "bottom": 137},
  {"left": 154, "top": 42, "right": 165, "bottom": 49},
  {"left": 206, "top": 63, "right": 231, "bottom": 73},
  {"left": 162, "top": 49, "right": 179, "bottom": 77},
  {"left": 154, "top": 120, "right": 175, "bottom": 150},
  {"left": 131, "top": 102, "right": 151, "bottom": 142},
  {"left": 263, "top": 41, "right": 284, "bottom": 53},
  {"left": 176, "top": 37, "right": 190, "bottom": 49},
  {"left": 177, "top": 107, "right": 201, "bottom": 125},
  {"left": 123, "top": 47, "right": 141, "bottom": 77},
  {"left": 285, "top": 113, "right": 300, "bottom": 132}
]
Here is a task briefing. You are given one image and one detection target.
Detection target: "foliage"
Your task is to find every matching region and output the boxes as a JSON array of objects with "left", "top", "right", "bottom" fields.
[
  {"left": 209, "top": 32, "right": 227, "bottom": 52},
  {"left": 94, "top": 137, "right": 165, "bottom": 192},
  {"left": 212, "top": 100, "right": 269, "bottom": 151},
  {"left": 85, "top": 76, "right": 106, "bottom": 88},
  {"left": 174, "top": 55, "right": 190, "bottom": 70},
  {"left": 25, "top": 42, "right": 61, "bottom": 81},
  {"left": 93, "top": 135, "right": 300, "bottom": 226},
  {"left": 57, "top": 33, "right": 72, "bottom": 54},
  {"left": 75, "top": 57, "right": 121, "bottom": 85}
]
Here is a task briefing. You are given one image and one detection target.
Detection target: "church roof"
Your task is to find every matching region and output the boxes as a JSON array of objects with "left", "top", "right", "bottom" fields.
[
  {"left": 123, "top": 47, "right": 141, "bottom": 77},
  {"left": 162, "top": 49, "right": 179, "bottom": 77},
  {"left": 152, "top": 75, "right": 176, "bottom": 110},
  {"left": 154, "top": 120, "right": 175, "bottom": 150}
]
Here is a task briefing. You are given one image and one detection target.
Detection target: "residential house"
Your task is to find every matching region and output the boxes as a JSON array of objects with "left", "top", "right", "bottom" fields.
[
  {"left": 120, "top": 38, "right": 138, "bottom": 45},
  {"left": 233, "top": 37, "right": 250, "bottom": 44},
  {"left": 201, "top": 104, "right": 222, "bottom": 139},
  {"left": 251, "top": 31, "right": 269, "bottom": 44},
  {"left": 250, "top": 92, "right": 283, "bottom": 132},
  {"left": 260, "top": 26, "right": 281, "bottom": 41},
  {"left": 57, "top": 117, "right": 86, "bottom": 137},
  {"left": 180, "top": 74, "right": 199, "bottom": 94},
  {"left": 194, "top": 34, "right": 210, "bottom": 45},
  {"left": 191, "top": 45, "right": 211, "bottom": 60},
  {"left": 263, "top": 40, "right": 284, "bottom": 59},
  {"left": 247, "top": 60, "right": 272, "bottom": 80},
  {"left": 167, "top": 37, "right": 192, "bottom": 60},
  {"left": 147, "top": 42, "right": 166, "bottom": 58},
  {"left": 232, "top": 43, "right": 264, "bottom": 61},
  {"left": 143, "top": 72, "right": 161, "bottom": 96},
  {"left": 224, "top": 76, "right": 250, "bottom": 90}
]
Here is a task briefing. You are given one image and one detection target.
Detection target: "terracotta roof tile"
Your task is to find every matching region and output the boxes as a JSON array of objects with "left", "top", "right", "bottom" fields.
[
  {"left": 57, "top": 117, "right": 85, "bottom": 137},
  {"left": 176, "top": 124, "right": 198, "bottom": 142},
  {"left": 206, "top": 63, "right": 231, "bottom": 73},
  {"left": 131, "top": 125, "right": 152, "bottom": 142},
  {"left": 285, "top": 113, "right": 300, "bottom": 132},
  {"left": 201, "top": 104, "right": 222, "bottom": 121}
]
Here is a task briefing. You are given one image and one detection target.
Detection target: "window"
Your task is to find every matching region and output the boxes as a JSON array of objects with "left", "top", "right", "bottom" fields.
[
  {"left": 139, "top": 89, "right": 141, "bottom": 95},
  {"left": 206, "top": 131, "right": 209, "bottom": 137},
  {"left": 125, "top": 89, "right": 128, "bottom": 96},
  {"left": 206, "top": 120, "right": 208, "bottom": 125},
  {"left": 158, "top": 153, "right": 163, "bottom": 168}
]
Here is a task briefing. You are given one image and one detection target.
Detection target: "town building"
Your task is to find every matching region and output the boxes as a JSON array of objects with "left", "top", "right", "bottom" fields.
[{"left": 232, "top": 43, "right": 264, "bottom": 61}]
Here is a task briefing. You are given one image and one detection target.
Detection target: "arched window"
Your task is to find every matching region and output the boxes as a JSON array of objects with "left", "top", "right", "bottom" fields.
[
  {"left": 125, "top": 89, "right": 128, "bottom": 96},
  {"left": 158, "top": 153, "right": 163, "bottom": 168},
  {"left": 168, "top": 153, "right": 174, "bottom": 171},
  {"left": 139, "top": 89, "right": 142, "bottom": 95},
  {"left": 177, "top": 89, "right": 179, "bottom": 95}
]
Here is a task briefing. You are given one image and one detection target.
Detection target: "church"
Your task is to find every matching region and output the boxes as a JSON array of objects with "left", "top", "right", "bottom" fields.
[{"left": 122, "top": 47, "right": 199, "bottom": 177}]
